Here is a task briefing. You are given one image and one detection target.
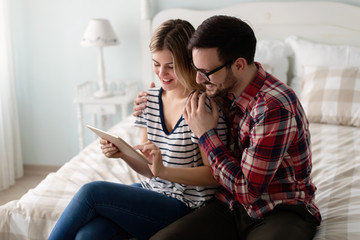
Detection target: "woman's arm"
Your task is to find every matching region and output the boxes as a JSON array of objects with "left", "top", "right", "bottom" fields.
[
  {"left": 158, "top": 148, "right": 220, "bottom": 186},
  {"left": 139, "top": 142, "right": 220, "bottom": 186},
  {"left": 100, "top": 127, "right": 153, "bottom": 178}
]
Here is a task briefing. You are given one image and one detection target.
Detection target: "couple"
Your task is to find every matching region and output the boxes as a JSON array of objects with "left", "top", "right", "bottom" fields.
[{"left": 49, "top": 16, "right": 321, "bottom": 240}]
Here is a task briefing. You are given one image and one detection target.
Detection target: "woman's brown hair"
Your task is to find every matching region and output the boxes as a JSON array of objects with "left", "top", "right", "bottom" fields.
[{"left": 150, "top": 19, "right": 201, "bottom": 91}]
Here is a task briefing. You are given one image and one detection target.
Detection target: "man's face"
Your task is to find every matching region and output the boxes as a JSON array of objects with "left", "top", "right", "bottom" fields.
[{"left": 192, "top": 48, "right": 237, "bottom": 98}]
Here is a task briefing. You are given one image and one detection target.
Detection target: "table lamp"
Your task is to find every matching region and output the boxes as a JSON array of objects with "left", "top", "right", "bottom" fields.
[{"left": 81, "top": 19, "right": 119, "bottom": 98}]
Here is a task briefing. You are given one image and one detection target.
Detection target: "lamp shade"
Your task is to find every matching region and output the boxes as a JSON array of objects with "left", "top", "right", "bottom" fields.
[{"left": 80, "top": 19, "right": 119, "bottom": 47}]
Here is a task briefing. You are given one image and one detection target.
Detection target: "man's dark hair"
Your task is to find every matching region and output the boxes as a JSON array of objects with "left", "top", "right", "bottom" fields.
[{"left": 188, "top": 15, "right": 257, "bottom": 65}]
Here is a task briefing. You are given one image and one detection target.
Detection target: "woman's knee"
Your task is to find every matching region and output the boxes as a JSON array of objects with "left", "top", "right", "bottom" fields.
[
  {"left": 75, "top": 181, "right": 107, "bottom": 199},
  {"left": 75, "top": 229, "right": 94, "bottom": 240}
]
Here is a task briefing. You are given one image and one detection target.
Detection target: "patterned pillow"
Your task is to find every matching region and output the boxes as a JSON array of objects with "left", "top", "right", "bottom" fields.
[
  {"left": 300, "top": 66, "right": 360, "bottom": 127},
  {"left": 285, "top": 36, "right": 360, "bottom": 96}
]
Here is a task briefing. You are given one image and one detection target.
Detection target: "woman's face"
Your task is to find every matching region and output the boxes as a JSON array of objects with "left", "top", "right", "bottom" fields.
[{"left": 152, "top": 49, "right": 181, "bottom": 92}]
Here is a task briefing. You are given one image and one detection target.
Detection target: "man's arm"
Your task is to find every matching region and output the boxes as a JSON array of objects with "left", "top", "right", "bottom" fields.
[
  {"left": 185, "top": 93, "right": 297, "bottom": 205},
  {"left": 204, "top": 109, "right": 297, "bottom": 204}
]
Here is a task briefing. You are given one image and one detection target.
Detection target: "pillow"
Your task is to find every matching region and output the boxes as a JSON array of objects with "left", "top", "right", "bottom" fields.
[
  {"left": 255, "top": 40, "right": 291, "bottom": 85},
  {"left": 285, "top": 36, "right": 360, "bottom": 95},
  {"left": 300, "top": 66, "right": 360, "bottom": 127}
]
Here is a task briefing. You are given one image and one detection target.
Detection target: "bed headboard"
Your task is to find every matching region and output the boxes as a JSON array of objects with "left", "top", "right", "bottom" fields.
[{"left": 140, "top": 0, "right": 360, "bottom": 88}]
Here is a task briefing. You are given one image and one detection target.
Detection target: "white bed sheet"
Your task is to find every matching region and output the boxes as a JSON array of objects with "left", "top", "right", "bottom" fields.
[
  {"left": 310, "top": 123, "right": 360, "bottom": 240},
  {"left": 0, "top": 116, "right": 146, "bottom": 240},
  {"left": 0, "top": 118, "right": 359, "bottom": 239}
]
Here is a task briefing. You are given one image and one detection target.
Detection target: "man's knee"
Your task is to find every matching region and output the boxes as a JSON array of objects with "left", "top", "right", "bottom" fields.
[
  {"left": 151, "top": 200, "right": 238, "bottom": 240},
  {"left": 150, "top": 226, "right": 180, "bottom": 240},
  {"left": 246, "top": 209, "right": 317, "bottom": 240}
]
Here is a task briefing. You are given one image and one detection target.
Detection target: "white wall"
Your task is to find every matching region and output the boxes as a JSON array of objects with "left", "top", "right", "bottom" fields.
[{"left": 9, "top": 0, "right": 360, "bottom": 166}]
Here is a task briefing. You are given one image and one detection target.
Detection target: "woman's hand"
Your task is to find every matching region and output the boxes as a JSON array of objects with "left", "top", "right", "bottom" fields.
[
  {"left": 132, "top": 82, "right": 155, "bottom": 117},
  {"left": 135, "top": 140, "right": 166, "bottom": 178},
  {"left": 100, "top": 138, "right": 124, "bottom": 158}
]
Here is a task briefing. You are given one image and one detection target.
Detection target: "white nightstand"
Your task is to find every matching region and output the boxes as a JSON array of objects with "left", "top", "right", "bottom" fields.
[{"left": 73, "top": 80, "right": 138, "bottom": 149}]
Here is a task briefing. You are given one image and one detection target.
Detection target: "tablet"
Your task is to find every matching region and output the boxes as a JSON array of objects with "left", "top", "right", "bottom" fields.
[{"left": 87, "top": 125, "right": 151, "bottom": 165}]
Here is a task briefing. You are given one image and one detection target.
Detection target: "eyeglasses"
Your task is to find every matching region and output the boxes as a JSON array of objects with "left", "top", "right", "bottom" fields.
[{"left": 191, "top": 58, "right": 236, "bottom": 82}]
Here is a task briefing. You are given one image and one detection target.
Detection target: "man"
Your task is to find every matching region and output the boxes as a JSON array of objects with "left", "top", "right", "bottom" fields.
[{"left": 136, "top": 15, "right": 321, "bottom": 240}]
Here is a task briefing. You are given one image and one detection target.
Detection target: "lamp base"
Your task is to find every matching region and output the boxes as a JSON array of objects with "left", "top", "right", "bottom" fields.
[{"left": 93, "top": 90, "right": 112, "bottom": 98}]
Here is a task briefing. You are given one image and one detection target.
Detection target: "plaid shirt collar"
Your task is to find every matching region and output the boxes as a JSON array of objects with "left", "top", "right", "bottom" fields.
[{"left": 227, "top": 62, "right": 266, "bottom": 112}]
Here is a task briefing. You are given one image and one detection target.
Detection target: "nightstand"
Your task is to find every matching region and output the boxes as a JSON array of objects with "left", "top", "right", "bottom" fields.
[{"left": 73, "top": 80, "right": 138, "bottom": 149}]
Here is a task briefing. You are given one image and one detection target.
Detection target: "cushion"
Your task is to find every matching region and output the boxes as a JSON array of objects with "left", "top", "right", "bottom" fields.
[
  {"left": 255, "top": 40, "right": 291, "bottom": 85},
  {"left": 300, "top": 66, "right": 360, "bottom": 127},
  {"left": 285, "top": 36, "right": 360, "bottom": 95}
]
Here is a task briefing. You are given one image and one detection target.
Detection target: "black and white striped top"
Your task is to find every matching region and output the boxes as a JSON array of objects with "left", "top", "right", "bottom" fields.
[{"left": 134, "top": 87, "right": 228, "bottom": 209}]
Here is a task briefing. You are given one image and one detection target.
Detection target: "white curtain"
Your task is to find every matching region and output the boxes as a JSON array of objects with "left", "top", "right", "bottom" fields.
[{"left": 0, "top": 0, "right": 23, "bottom": 191}]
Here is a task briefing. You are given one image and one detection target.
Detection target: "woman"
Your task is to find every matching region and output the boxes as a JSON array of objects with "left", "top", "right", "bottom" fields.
[{"left": 48, "top": 19, "right": 227, "bottom": 240}]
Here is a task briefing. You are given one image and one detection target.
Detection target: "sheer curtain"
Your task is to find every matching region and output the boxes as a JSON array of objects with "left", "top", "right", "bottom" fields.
[{"left": 0, "top": 0, "right": 23, "bottom": 191}]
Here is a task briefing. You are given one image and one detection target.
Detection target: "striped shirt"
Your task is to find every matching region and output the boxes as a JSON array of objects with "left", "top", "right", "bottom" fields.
[
  {"left": 135, "top": 87, "right": 228, "bottom": 209},
  {"left": 199, "top": 63, "right": 321, "bottom": 222}
]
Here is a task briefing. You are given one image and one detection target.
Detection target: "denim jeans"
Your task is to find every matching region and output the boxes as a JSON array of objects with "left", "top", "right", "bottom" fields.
[{"left": 48, "top": 181, "right": 193, "bottom": 240}]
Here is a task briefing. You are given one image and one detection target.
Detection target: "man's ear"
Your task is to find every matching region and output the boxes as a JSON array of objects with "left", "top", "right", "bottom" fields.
[{"left": 233, "top": 57, "right": 247, "bottom": 73}]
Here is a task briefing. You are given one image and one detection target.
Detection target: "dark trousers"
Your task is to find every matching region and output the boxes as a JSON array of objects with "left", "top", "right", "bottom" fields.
[{"left": 150, "top": 199, "right": 319, "bottom": 240}]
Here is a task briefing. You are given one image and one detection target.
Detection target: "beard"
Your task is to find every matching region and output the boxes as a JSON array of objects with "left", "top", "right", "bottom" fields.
[{"left": 203, "top": 70, "right": 237, "bottom": 98}]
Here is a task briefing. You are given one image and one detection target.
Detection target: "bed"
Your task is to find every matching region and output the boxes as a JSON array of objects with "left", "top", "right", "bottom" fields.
[{"left": 1, "top": 1, "right": 360, "bottom": 239}]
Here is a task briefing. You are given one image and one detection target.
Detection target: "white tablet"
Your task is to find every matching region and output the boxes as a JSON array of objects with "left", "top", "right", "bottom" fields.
[{"left": 87, "top": 125, "right": 151, "bottom": 165}]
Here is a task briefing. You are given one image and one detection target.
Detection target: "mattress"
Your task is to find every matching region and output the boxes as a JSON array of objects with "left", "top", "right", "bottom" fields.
[{"left": 0, "top": 118, "right": 359, "bottom": 240}]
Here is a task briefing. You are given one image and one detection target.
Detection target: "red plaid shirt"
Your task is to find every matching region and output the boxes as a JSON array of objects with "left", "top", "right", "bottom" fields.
[{"left": 199, "top": 63, "right": 321, "bottom": 222}]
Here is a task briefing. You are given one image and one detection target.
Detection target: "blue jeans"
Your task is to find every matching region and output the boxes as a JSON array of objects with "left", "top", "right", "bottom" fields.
[{"left": 48, "top": 181, "right": 193, "bottom": 240}]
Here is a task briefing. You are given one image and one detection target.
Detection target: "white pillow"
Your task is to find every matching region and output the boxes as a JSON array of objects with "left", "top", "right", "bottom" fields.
[
  {"left": 255, "top": 40, "right": 291, "bottom": 85},
  {"left": 301, "top": 66, "right": 360, "bottom": 127},
  {"left": 285, "top": 36, "right": 360, "bottom": 95}
]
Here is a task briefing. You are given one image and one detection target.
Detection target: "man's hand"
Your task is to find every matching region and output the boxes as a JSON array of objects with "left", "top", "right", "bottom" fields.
[
  {"left": 183, "top": 90, "right": 219, "bottom": 138},
  {"left": 132, "top": 82, "right": 155, "bottom": 117}
]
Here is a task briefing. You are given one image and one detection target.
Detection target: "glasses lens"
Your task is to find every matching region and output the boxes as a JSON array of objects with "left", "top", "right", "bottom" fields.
[{"left": 199, "top": 72, "right": 210, "bottom": 82}]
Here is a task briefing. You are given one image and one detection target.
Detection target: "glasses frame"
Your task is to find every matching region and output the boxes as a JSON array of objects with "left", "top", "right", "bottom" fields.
[{"left": 191, "top": 58, "right": 237, "bottom": 82}]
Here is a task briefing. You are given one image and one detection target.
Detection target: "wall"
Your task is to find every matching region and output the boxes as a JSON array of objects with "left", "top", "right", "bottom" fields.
[{"left": 8, "top": 0, "right": 360, "bottom": 166}]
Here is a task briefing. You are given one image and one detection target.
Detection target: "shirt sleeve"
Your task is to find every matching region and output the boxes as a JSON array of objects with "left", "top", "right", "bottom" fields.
[{"left": 199, "top": 107, "right": 297, "bottom": 205}]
